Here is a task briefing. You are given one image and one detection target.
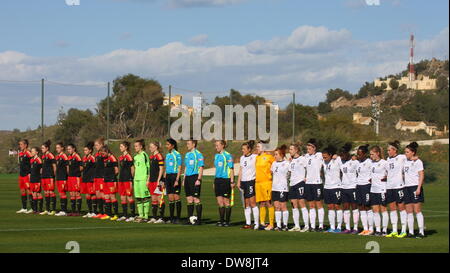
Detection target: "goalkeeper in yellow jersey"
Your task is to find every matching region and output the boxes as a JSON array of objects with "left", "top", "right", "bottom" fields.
[
  {"left": 133, "top": 139, "right": 151, "bottom": 223},
  {"left": 255, "top": 141, "right": 275, "bottom": 231}
]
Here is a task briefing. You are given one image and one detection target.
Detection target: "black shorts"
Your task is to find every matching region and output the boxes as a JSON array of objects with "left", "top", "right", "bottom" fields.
[
  {"left": 272, "top": 191, "right": 288, "bottom": 202},
  {"left": 341, "top": 188, "right": 357, "bottom": 204},
  {"left": 370, "top": 192, "right": 387, "bottom": 206},
  {"left": 386, "top": 188, "right": 405, "bottom": 204},
  {"left": 305, "top": 184, "right": 323, "bottom": 202},
  {"left": 165, "top": 173, "right": 181, "bottom": 195},
  {"left": 289, "top": 182, "right": 306, "bottom": 200},
  {"left": 214, "top": 178, "right": 231, "bottom": 198},
  {"left": 240, "top": 180, "right": 255, "bottom": 199},
  {"left": 185, "top": 174, "right": 201, "bottom": 198},
  {"left": 324, "top": 188, "right": 342, "bottom": 205},
  {"left": 356, "top": 184, "right": 371, "bottom": 207},
  {"left": 403, "top": 186, "right": 425, "bottom": 204}
]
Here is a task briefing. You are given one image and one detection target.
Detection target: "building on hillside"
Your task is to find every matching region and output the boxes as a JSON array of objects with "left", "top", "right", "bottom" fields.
[
  {"left": 434, "top": 125, "right": 449, "bottom": 137},
  {"left": 353, "top": 112, "right": 372, "bottom": 126},
  {"left": 395, "top": 120, "right": 439, "bottom": 136},
  {"left": 374, "top": 75, "right": 437, "bottom": 91},
  {"left": 163, "top": 95, "right": 182, "bottom": 107}
]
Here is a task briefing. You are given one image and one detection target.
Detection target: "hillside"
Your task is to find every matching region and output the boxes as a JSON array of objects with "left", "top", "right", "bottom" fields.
[
  {"left": 325, "top": 58, "right": 448, "bottom": 107},
  {"left": 319, "top": 58, "right": 449, "bottom": 137}
]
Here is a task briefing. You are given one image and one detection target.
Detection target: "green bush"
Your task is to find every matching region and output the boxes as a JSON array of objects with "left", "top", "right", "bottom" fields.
[{"left": 0, "top": 156, "right": 18, "bottom": 174}]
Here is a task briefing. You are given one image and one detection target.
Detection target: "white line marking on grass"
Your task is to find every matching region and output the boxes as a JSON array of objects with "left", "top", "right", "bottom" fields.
[
  {"left": 422, "top": 210, "right": 449, "bottom": 214},
  {"left": 424, "top": 214, "right": 449, "bottom": 218}
]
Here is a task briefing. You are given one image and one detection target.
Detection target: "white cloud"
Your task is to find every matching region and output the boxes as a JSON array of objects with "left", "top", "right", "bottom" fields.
[
  {"left": 56, "top": 96, "right": 98, "bottom": 107},
  {"left": 416, "top": 26, "right": 449, "bottom": 58},
  {"left": 0, "top": 51, "right": 28, "bottom": 65},
  {"left": 247, "top": 26, "right": 352, "bottom": 55},
  {"left": 189, "top": 34, "right": 209, "bottom": 46},
  {"left": 0, "top": 25, "right": 448, "bottom": 118},
  {"left": 344, "top": 0, "right": 403, "bottom": 9}
]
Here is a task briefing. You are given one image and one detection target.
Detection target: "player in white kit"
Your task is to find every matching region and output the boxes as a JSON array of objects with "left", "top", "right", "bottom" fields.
[
  {"left": 304, "top": 139, "right": 325, "bottom": 232},
  {"left": 271, "top": 145, "right": 290, "bottom": 231},
  {"left": 287, "top": 143, "right": 309, "bottom": 232},
  {"left": 385, "top": 140, "right": 408, "bottom": 238},
  {"left": 355, "top": 144, "right": 374, "bottom": 236},
  {"left": 237, "top": 140, "right": 259, "bottom": 230},
  {"left": 368, "top": 146, "right": 389, "bottom": 237},
  {"left": 339, "top": 143, "right": 360, "bottom": 234},
  {"left": 322, "top": 146, "right": 343, "bottom": 233},
  {"left": 403, "top": 142, "right": 425, "bottom": 239}
]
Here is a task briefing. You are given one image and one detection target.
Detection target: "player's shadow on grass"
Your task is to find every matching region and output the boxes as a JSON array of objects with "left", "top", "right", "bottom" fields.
[
  {"left": 425, "top": 229, "right": 437, "bottom": 236},
  {"left": 199, "top": 218, "right": 215, "bottom": 225},
  {"left": 229, "top": 221, "right": 246, "bottom": 226},
  {"left": 200, "top": 219, "right": 246, "bottom": 226}
]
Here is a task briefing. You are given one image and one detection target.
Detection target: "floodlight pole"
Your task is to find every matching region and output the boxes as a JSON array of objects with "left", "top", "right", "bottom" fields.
[
  {"left": 371, "top": 97, "right": 381, "bottom": 136},
  {"left": 106, "top": 82, "right": 110, "bottom": 143},
  {"left": 41, "top": 78, "right": 44, "bottom": 142},
  {"left": 229, "top": 90, "right": 233, "bottom": 140},
  {"left": 168, "top": 85, "right": 172, "bottom": 136},
  {"left": 292, "top": 92, "right": 296, "bottom": 143}
]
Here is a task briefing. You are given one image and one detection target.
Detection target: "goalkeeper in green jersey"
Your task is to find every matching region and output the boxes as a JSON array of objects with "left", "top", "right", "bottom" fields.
[{"left": 133, "top": 139, "right": 151, "bottom": 223}]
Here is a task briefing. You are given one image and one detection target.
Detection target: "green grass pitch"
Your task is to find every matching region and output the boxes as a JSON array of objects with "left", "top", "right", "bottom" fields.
[{"left": 0, "top": 174, "right": 448, "bottom": 253}]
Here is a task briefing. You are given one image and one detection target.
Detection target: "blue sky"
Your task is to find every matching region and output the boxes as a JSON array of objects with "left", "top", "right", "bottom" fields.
[{"left": 0, "top": 0, "right": 448, "bottom": 130}]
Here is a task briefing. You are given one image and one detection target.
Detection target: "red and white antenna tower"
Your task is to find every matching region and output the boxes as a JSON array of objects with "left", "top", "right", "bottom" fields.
[{"left": 409, "top": 34, "right": 415, "bottom": 82}]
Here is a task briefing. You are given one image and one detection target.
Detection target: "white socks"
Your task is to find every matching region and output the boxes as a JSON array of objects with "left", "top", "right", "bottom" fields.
[
  {"left": 390, "top": 210, "right": 398, "bottom": 233},
  {"left": 344, "top": 210, "right": 351, "bottom": 230},
  {"left": 360, "top": 210, "right": 368, "bottom": 231},
  {"left": 400, "top": 210, "right": 407, "bottom": 234},
  {"left": 282, "top": 211, "right": 289, "bottom": 227},
  {"left": 343, "top": 210, "right": 359, "bottom": 231},
  {"left": 244, "top": 207, "right": 252, "bottom": 225},
  {"left": 328, "top": 210, "right": 336, "bottom": 230},
  {"left": 309, "top": 208, "right": 316, "bottom": 229},
  {"left": 252, "top": 206, "right": 259, "bottom": 227},
  {"left": 407, "top": 213, "right": 414, "bottom": 235},
  {"left": 275, "top": 210, "right": 289, "bottom": 228},
  {"left": 336, "top": 210, "right": 343, "bottom": 230},
  {"left": 407, "top": 212, "right": 425, "bottom": 235},
  {"left": 416, "top": 212, "right": 424, "bottom": 234},
  {"left": 374, "top": 212, "right": 381, "bottom": 232},
  {"left": 318, "top": 208, "right": 324, "bottom": 228},
  {"left": 368, "top": 210, "right": 374, "bottom": 231},
  {"left": 275, "top": 211, "right": 282, "bottom": 228},
  {"left": 292, "top": 208, "right": 300, "bottom": 228},
  {"left": 245, "top": 206, "right": 260, "bottom": 227},
  {"left": 301, "top": 207, "right": 309, "bottom": 228},
  {"left": 352, "top": 209, "right": 359, "bottom": 231},
  {"left": 382, "top": 211, "right": 389, "bottom": 233}
]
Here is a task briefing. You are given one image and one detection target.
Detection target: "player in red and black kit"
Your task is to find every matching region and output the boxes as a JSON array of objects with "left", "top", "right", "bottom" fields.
[
  {"left": 148, "top": 142, "right": 165, "bottom": 224},
  {"left": 17, "top": 139, "right": 32, "bottom": 214},
  {"left": 55, "top": 143, "right": 69, "bottom": 216},
  {"left": 29, "top": 147, "right": 43, "bottom": 213},
  {"left": 40, "top": 140, "right": 57, "bottom": 215},
  {"left": 101, "top": 145, "right": 119, "bottom": 220},
  {"left": 67, "top": 144, "right": 82, "bottom": 216},
  {"left": 81, "top": 142, "right": 96, "bottom": 218},
  {"left": 117, "top": 141, "right": 136, "bottom": 222},
  {"left": 93, "top": 138, "right": 107, "bottom": 218}
]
